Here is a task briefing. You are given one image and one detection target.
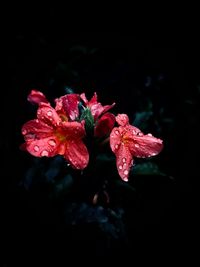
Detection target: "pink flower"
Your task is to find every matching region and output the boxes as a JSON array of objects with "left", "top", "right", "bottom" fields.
[
  {"left": 21, "top": 93, "right": 89, "bottom": 170},
  {"left": 28, "top": 90, "right": 80, "bottom": 121},
  {"left": 80, "top": 92, "right": 115, "bottom": 121},
  {"left": 110, "top": 114, "right": 163, "bottom": 181}
]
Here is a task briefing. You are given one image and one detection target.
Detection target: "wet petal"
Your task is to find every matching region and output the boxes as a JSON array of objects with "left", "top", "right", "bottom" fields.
[
  {"left": 64, "top": 140, "right": 89, "bottom": 169},
  {"left": 116, "top": 114, "right": 129, "bottom": 126},
  {"left": 94, "top": 113, "right": 115, "bottom": 138},
  {"left": 37, "top": 103, "right": 61, "bottom": 127},
  {"left": 129, "top": 134, "right": 163, "bottom": 158},
  {"left": 22, "top": 119, "right": 53, "bottom": 141},
  {"left": 116, "top": 144, "right": 133, "bottom": 182},
  {"left": 110, "top": 127, "right": 123, "bottom": 153},
  {"left": 62, "top": 121, "right": 86, "bottom": 139},
  {"left": 81, "top": 92, "right": 115, "bottom": 120},
  {"left": 80, "top": 93, "right": 89, "bottom": 105},
  {"left": 27, "top": 90, "right": 49, "bottom": 105},
  {"left": 55, "top": 94, "right": 79, "bottom": 121},
  {"left": 25, "top": 136, "right": 60, "bottom": 157}
]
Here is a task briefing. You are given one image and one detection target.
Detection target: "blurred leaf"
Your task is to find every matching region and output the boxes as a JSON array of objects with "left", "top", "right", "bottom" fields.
[
  {"left": 80, "top": 107, "right": 94, "bottom": 134},
  {"left": 64, "top": 202, "right": 125, "bottom": 240},
  {"left": 132, "top": 162, "right": 166, "bottom": 176},
  {"left": 50, "top": 174, "right": 73, "bottom": 199},
  {"left": 133, "top": 111, "right": 153, "bottom": 129}
]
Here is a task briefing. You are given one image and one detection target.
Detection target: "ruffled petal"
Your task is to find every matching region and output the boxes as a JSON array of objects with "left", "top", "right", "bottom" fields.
[
  {"left": 37, "top": 103, "right": 61, "bottom": 127},
  {"left": 94, "top": 113, "right": 115, "bottom": 138},
  {"left": 55, "top": 94, "right": 79, "bottom": 121},
  {"left": 25, "top": 136, "right": 60, "bottom": 157},
  {"left": 116, "top": 114, "right": 129, "bottom": 126},
  {"left": 27, "top": 90, "right": 49, "bottom": 105},
  {"left": 22, "top": 119, "right": 53, "bottom": 141},
  {"left": 64, "top": 140, "right": 89, "bottom": 169},
  {"left": 115, "top": 144, "right": 133, "bottom": 182},
  {"left": 128, "top": 133, "right": 163, "bottom": 158}
]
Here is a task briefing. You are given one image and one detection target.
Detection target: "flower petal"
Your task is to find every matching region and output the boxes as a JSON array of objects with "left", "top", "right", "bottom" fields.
[
  {"left": 115, "top": 144, "right": 133, "bottom": 182},
  {"left": 27, "top": 90, "right": 49, "bottom": 105},
  {"left": 25, "top": 136, "right": 60, "bottom": 157},
  {"left": 81, "top": 92, "right": 115, "bottom": 120},
  {"left": 37, "top": 103, "right": 61, "bottom": 127},
  {"left": 110, "top": 127, "right": 123, "bottom": 153},
  {"left": 64, "top": 140, "right": 89, "bottom": 169},
  {"left": 55, "top": 94, "right": 79, "bottom": 121},
  {"left": 22, "top": 119, "right": 53, "bottom": 141},
  {"left": 61, "top": 121, "right": 86, "bottom": 139},
  {"left": 129, "top": 133, "right": 163, "bottom": 158},
  {"left": 116, "top": 114, "right": 129, "bottom": 126},
  {"left": 94, "top": 113, "right": 115, "bottom": 138}
]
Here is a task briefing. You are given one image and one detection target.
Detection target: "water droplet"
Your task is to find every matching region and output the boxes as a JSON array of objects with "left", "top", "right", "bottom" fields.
[
  {"left": 122, "top": 158, "right": 126, "bottom": 163},
  {"left": 22, "top": 129, "right": 27, "bottom": 135},
  {"left": 115, "top": 144, "right": 119, "bottom": 149},
  {"left": 123, "top": 177, "right": 128, "bottom": 182},
  {"left": 148, "top": 133, "right": 152, "bottom": 136},
  {"left": 137, "top": 132, "right": 143, "bottom": 136},
  {"left": 124, "top": 170, "right": 128, "bottom": 175},
  {"left": 152, "top": 153, "right": 156, "bottom": 156},
  {"left": 48, "top": 139, "right": 56, "bottom": 147},
  {"left": 67, "top": 163, "right": 70, "bottom": 167},
  {"left": 47, "top": 110, "right": 52, "bottom": 116},
  {"left": 135, "top": 144, "right": 139, "bottom": 148},
  {"left": 41, "top": 150, "right": 49, "bottom": 157},
  {"left": 34, "top": 145, "right": 39, "bottom": 152},
  {"left": 111, "top": 135, "right": 114, "bottom": 138},
  {"left": 119, "top": 165, "right": 123, "bottom": 170},
  {"left": 123, "top": 163, "right": 127, "bottom": 168},
  {"left": 115, "top": 130, "right": 119, "bottom": 135},
  {"left": 37, "top": 110, "right": 41, "bottom": 115},
  {"left": 36, "top": 119, "right": 39, "bottom": 123}
]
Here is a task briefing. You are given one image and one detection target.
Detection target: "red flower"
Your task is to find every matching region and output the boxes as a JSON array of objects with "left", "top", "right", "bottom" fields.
[
  {"left": 28, "top": 90, "right": 80, "bottom": 121},
  {"left": 80, "top": 92, "right": 115, "bottom": 121},
  {"left": 21, "top": 93, "right": 89, "bottom": 170},
  {"left": 110, "top": 114, "right": 163, "bottom": 181}
]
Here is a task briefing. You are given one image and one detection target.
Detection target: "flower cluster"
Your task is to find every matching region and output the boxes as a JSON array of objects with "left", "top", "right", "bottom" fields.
[{"left": 21, "top": 90, "right": 163, "bottom": 181}]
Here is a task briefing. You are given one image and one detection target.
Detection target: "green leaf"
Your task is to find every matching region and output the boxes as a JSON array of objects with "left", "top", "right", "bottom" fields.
[
  {"left": 132, "top": 162, "right": 166, "bottom": 176},
  {"left": 80, "top": 107, "right": 94, "bottom": 134}
]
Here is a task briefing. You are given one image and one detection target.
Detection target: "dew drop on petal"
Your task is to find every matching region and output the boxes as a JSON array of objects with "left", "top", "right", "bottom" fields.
[
  {"left": 123, "top": 163, "right": 127, "bottom": 168},
  {"left": 22, "top": 129, "right": 27, "bottom": 135},
  {"left": 115, "top": 144, "right": 119, "bottom": 149},
  {"left": 122, "top": 158, "right": 126, "bottom": 163},
  {"left": 123, "top": 177, "right": 128, "bottom": 182},
  {"left": 124, "top": 170, "right": 129, "bottom": 175},
  {"left": 152, "top": 153, "right": 156, "bottom": 156},
  {"left": 135, "top": 144, "right": 139, "bottom": 148},
  {"left": 36, "top": 119, "right": 39, "bottom": 123},
  {"left": 119, "top": 165, "right": 123, "bottom": 170},
  {"left": 115, "top": 130, "right": 119, "bottom": 135},
  {"left": 41, "top": 150, "right": 49, "bottom": 157},
  {"left": 34, "top": 145, "right": 39, "bottom": 152},
  {"left": 47, "top": 110, "right": 52, "bottom": 116},
  {"left": 148, "top": 133, "right": 152, "bottom": 136},
  {"left": 48, "top": 139, "right": 56, "bottom": 147}
]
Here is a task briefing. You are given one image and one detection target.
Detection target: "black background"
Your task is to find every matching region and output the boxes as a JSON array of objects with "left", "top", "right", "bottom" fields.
[{"left": 2, "top": 25, "right": 199, "bottom": 264}]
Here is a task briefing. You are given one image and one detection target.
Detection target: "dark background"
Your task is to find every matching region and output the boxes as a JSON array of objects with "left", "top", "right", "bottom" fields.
[{"left": 3, "top": 30, "right": 199, "bottom": 263}]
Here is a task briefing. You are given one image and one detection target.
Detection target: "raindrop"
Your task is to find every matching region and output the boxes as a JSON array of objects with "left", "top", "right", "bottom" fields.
[
  {"left": 135, "top": 144, "right": 139, "bottom": 148},
  {"left": 123, "top": 163, "right": 127, "bottom": 168},
  {"left": 115, "top": 144, "right": 119, "bottom": 149},
  {"left": 36, "top": 119, "right": 39, "bottom": 123},
  {"left": 47, "top": 110, "right": 52, "bottom": 116},
  {"left": 41, "top": 150, "right": 49, "bottom": 157},
  {"left": 124, "top": 170, "right": 128, "bottom": 175},
  {"left": 148, "top": 133, "right": 152, "bottom": 136},
  {"left": 119, "top": 165, "right": 123, "bottom": 170},
  {"left": 122, "top": 158, "right": 126, "bottom": 163},
  {"left": 48, "top": 139, "right": 56, "bottom": 147},
  {"left": 152, "top": 153, "right": 156, "bottom": 156},
  {"left": 34, "top": 145, "right": 39, "bottom": 152},
  {"left": 115, "top": 130, "right": 119, "bottom": 135},
  {"left": 22, "top": 129, "right": 27, "bottom": 135}
]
